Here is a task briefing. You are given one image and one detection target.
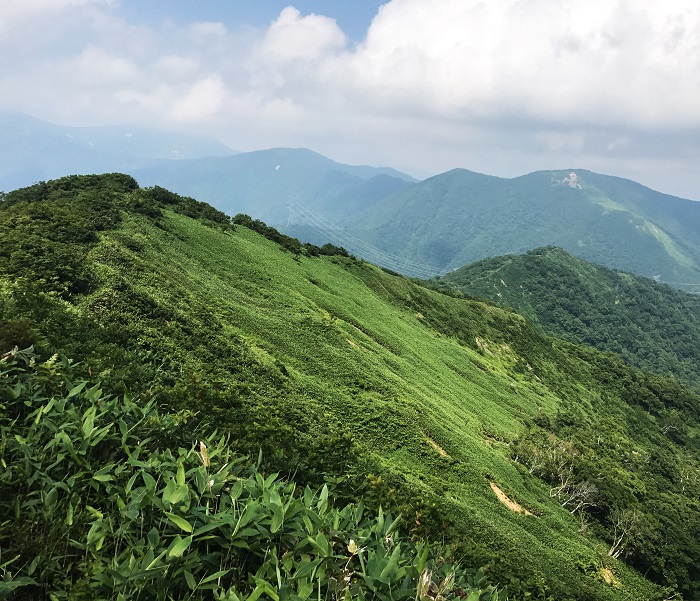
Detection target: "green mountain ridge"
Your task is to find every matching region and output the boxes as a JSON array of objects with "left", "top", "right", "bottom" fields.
[
  {"left": 438, "top": 246, "right": 700, "bottom": 393},
  {"left": 2, "top": 174, "right": 700, "bottom": 599},
  {"left": 5, "top": 113, "right": 700, "bottom": 290},
  {"left": 341, "top": 168, "right": 700, "bottom": 287}
]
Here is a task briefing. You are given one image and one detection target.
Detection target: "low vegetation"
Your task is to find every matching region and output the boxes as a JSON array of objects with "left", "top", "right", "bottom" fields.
[
  {"left": 2, "top": 174, "right": 700, "bottom": 599},
  {"left": 0, "top": 346, "right": 498, "bottom": 600}
]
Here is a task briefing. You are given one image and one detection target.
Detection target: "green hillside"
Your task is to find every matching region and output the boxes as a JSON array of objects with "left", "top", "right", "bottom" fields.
[
  {"left": 2, "top": 175, "right": 700, "bottom": 600},
  {"left": 346, "top": 168, "right": 700, "bottom": 288},
  {"left": 438, "top": 246, "right": 700, "bottom": 393}
]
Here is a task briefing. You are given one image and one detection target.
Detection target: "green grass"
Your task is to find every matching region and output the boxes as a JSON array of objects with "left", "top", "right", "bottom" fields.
[
  {"left": 4, "top": 176, "right": 698, "bottom": 599},
  {"left": 73, "top": 212, "right": 659, "bottom": 599}
]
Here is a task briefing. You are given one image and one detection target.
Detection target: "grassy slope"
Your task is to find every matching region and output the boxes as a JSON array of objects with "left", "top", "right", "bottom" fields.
[
  {"left": 78, "top": 211, "right": 658, "bottom": 599},
  {"left": 4, "top": 178, "right": 699, "bottom": 599},
  {"left": 438, "top": 246, "right": 700, "bottom": 393}
]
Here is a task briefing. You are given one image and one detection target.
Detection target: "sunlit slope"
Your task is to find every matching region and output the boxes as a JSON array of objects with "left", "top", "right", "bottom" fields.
[
  {"left": 4, "top": 175, "right": 698, "bottom": 599},
  {"left": 79, "top": 210, "right": 656, "bottom": 599}
]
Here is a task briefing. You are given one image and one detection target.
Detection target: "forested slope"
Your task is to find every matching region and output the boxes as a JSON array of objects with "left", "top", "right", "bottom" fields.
[
  {"left": 2, "top": 175, "right": 700, "bottom": 600},
  {"left": 346, "top": 168, "right": 700, "bottom": 287},
  {"left": 438, "top": 246, "right": 700, "bottom": 393}
]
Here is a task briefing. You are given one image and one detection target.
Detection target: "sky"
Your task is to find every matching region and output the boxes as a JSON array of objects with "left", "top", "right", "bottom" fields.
[{"left": 1, "top": 0, "right": 699, "bottom": 199}]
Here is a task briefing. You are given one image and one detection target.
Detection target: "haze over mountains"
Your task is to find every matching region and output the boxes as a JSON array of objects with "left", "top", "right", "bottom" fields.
[
  {"left": 3, "top": 113, "right": 700, "bottom": 289},
  {"left": 0, "top": 112, "right": 236, "bottom": 192},
  {"left": 132, "top": 147, "right": 415, "bottom": 225}
]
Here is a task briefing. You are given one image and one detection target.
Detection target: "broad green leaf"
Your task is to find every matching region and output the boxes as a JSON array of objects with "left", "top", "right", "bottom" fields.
[
  {"left": 200, "top": 569, "right": 230, "bottom": 585},
  {"left": 140, "top": 548, "right": 155, "bottom": 571},
  {"left": 184, "top": 570, "right": 197, "bottom": 590},
  {"left": 162, "top": 479, "right": 177, "bottom": 504},
  {"left": 86, "top": 521, "right": 106, "bottom": 550},
  {"left": 380, "top": 544, "right": 402, "bottom": 580},
  {"left": 293, "top": 558, "right": 321, "bottom": 580},
  {"left": 166, "top": 512, "right": 193, "bottom": 533},
  {"left": 93, "top": 464, "right": 115, "bottom": 482},
  {"left": 82, "top": 406, "right": 96, "bottom": 438},
  {"left": 170, "top": 483, "right": 190, "bottom": 505},
  {"left": 247, "top": 580, "right": 279, "bottom": 601},
  {"left": 317, "top": 485, "right": 329, "bottom": 513},
  {"left": 416, "top": 543, "right": 429, "bottom": 574},
  {"left": 142, "top": 471, "right": 157, "bottom": 491},
  {"left": 176, "top": 461, "right": 185, "bottom": 486},
  {"left": 376, "top": 507, "right": 384, "bottom": 535},
  {"left": 67, "top": 381, "right": 87, "bottom": 398},
  {"left": 125, "top": 473, "right": 138, "bottom": 495},
  {"left": 0, "top": 577, "right": 38, "bottom": 592},
  {"left": 145, "top": 550, "right": 167, "bottom": 571},
  {"left": 314, "top": 532, "right": 329, "bottom": 556},
  {"left": 386, "top": 513, "right": 402, "bottom": 537},
  {"left": 297, "top": 581, "right": 314, "bottom": 600},
  {"left": 270, "top": 506, "right": 284, "bottom": 533},
  {"left": 167, "top": 535, "right": 192, "bottom": 558},
  {"left": 193, "top": 516, "right": 234, "bottom": 537},
  {"left": 145, "top": 527, "right": 159, "bottom": 548},
  {"left": 44, "top": 487, "right": 58, "bottom": 510},
  {"left": 233, "top": 500, "right": 261, "bottom": 534}
]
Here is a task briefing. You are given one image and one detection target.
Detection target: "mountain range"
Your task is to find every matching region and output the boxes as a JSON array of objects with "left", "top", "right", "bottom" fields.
[
  {"left": 340, "top": 168, "right": 700, "bottom": 286},
  {"left": 131, "top": 147, "right": 415, "bottom": 225},
  {"left": 4, "top": 113, "right": 700, "bottom": 290},
  {"left": 0, "top": 111, "right": 235, "bottom": 192}
]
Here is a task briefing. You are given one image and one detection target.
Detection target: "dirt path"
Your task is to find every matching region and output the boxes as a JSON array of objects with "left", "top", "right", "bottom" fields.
[{"left": 489, "top": 482, "right": 533, "bottom": 515}]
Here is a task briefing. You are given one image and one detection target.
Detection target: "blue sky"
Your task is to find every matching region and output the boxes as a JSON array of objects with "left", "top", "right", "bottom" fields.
[
  {"left": 118, "top": 1, "right": 384, "bottom": 42},
  {"left": 1, "top": 0, "right": 699, "bottom": 198}
]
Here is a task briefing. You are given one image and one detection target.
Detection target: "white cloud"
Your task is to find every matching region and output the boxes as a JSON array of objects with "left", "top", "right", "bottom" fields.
[
  {"left": 260, "top": 7, "right": 346, "bottom": 62},
  {"left": 71, "top": 45, "right": 139, "bottom": 83},
  {"left": 169, "top": 75, "right": 226, "bottom": 122},
  {"left": 155, "top": 55, "right": 201, "bottom": 76},
  {"left": 0, "top": 1, "right": 699, "bottom": 198},
  {"left": 115, "top": 85, "right": 171, "bottom": 113},
  {"left": 340, "top": 0, "right": 700, "bottom": 129},
  {"left": 1, "top": 0, "right": 110, "bottom": 21},
  {"left": 188, "top": 21, "right": 228, "bottom": 43}
]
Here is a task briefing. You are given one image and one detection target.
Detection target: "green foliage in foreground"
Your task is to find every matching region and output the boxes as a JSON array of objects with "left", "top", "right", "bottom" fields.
[
  {"left": 437, "top": 246, "right": 700, "bottom": 393},
  {"left": 0, "top": 347, "right": 498, "bottom": 601},
  {"left": 3, "top": 173, "right": 700, "bottom": 600}
]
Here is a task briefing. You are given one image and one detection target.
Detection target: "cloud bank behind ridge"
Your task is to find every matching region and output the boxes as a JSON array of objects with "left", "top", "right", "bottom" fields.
[{"left": 1, "top": 0, "right": 699, "bottom": 198}]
